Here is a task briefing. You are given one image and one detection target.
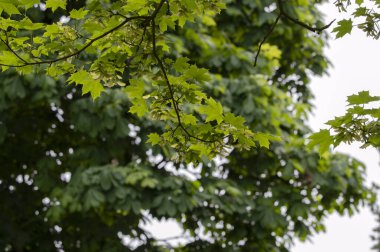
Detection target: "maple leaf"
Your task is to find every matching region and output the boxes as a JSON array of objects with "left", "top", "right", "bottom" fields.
[
  {"left": 347, "top": 91, "right": 380, "bottom": 105},
  {"left": 147, "top": 133, "right": 161, "bottom": 146},
  {"left": 46, "top": 0, "right": 67, "bottom": 12},
  {"left": 332, "top": 19, "right": 353, "bottom": 39},
  {"left": 308, "top": 130, "right": 334, "bottom": 155},
  {"left": 198, "top": 98, "right": 223, "bottom": 124},
  {"left": 68, "top": 70, "right": 104, "bottom": 99}
]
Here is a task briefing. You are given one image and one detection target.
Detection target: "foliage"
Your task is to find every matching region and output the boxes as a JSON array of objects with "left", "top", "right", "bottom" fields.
[
  {"left": 333, "top": 0, "right": 380, "bottom": 39},
  {"left": 0, "top": 70, "right": 372, "bottom": 251},
  {"left": 311, "top": 0, "right": 380, "bottom": 246},
  {"left": 309, "top": 91, "right": 380, "bottom": 155},
  {"left": 0, "top": 0, "right": 375, "bottom": 251},
  {"left": 0, "top": 0, "right": 260, "bottom": 163},
  {"left": 372, "top": 184, "right": 380, "bottom": 252}
]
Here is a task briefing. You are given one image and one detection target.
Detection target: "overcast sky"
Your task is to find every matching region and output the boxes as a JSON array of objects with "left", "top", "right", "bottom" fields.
[{"left": 293, "top": 2, "right": 380, "bottom": 252}]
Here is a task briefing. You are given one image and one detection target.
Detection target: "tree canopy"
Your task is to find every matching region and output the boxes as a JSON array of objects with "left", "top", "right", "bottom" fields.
[{"left": 0, "top": 0, "right": 377, "bottom": 251}]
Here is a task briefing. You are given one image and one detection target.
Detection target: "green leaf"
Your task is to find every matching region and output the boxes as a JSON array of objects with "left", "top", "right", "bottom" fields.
[
  {"left": 19, "top": 0, "right": 40, "bottom": 8},
  {"left": 125, "top": 79, "right": 145, "bottom": 99},
  {"left": 67, "top": 70, "right": 104, "bottom": 99},
  {"left": 182, "top": 114, "right": 198, "bottom": 125},
  {"left": 188, "top": 144, "right": 210, "bottom": 158},
  {"left": 224, "top": 112, "right": 245, "bottom": 129},
  {"left": 253, "top": 132, "right": 270, "bottom": 148},
  {"left": 129, "top": 102, "right": 148, "bottom": 117},
  {"left": 125, "top": 79, "right": 147, "bottom": 117},
  {"left": 333, "top": 19, "right": 353, "bottom": 39},
  {"left": 198, "top": 97, "right": 223, "bottom": 124},
  {"left": 159, "top": 16, "right": 175, "bottom": 32},
  {"left": 0, "top": 3, "right": 21, "bottom": 15},
  {"left": 308, "top": 129, "right": 334, "bottom": 155},
  {"left": 141, "top": 178, "right": 158, "bottom": 188},
  {"left": 147, "top": 133, "right": 160, "bottom": 146},
  {"left": 253, "top": 133, "right": 280, "bottom": 149},
  {"left": 173, "top": 57, "right": 190, "bottom": 72},
  {"left": 70, "top": 8, "right": 89, "bottom": 19},
  {"left": 46, "top": 0, "right": 67, "bottom": 12},
  {"left": 122, "top": 0, "right": 146, "bottom": 12},
  {"left": 184, "top": 65, "right": 211, "bottom": 83},
  {"left": 347, "top": 91, "right": 380, "bottom": 105},
  {"left": 355, "top": 0, "right": 363, "bottom": 5}
]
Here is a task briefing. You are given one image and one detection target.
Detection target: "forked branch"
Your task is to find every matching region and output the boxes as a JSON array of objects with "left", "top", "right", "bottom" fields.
[{"left": 254, "top": 0, "right": 335, "bottom": 66}]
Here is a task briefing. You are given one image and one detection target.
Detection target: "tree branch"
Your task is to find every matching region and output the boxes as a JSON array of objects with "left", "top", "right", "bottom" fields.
[
  {"left": 0, "top": 32, "right": 28, "bottom": 64},
  {"left": 253, "top": 0, "right": 334, "bottom": 66},
  {"left": 277, "top": 0, "right": 335, "bottom": 34},
  {"left": 150, "top": 0, "right": 221, "bottom": 144},
  {"left": 0, "top": 15, "right": 149, "bottom": 67},
  {"left": 254, "top": 14, "right": 281, "bottom": 67}
]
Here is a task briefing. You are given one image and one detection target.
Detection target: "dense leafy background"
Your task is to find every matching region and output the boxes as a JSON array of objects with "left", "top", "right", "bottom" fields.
[{"left": 0, "top": 0, "right": 375, "bottom": 251}]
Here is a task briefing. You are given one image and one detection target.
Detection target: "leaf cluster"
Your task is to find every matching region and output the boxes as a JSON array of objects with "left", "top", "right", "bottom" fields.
[{"left": 309, "top": 91, "right": 380, "bottom": 155}]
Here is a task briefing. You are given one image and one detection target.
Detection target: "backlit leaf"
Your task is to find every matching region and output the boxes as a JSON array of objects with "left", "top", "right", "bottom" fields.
[
  {"left": 333, "top": 19, "right": 353, "bottom": 38},
  {"left": 347, "top": 91, "right": 380, "bottom": 105},
  {"left": 46, "top": 0, "right": 67, "bottom": 12},
  {"left": 308, "top": 129, "right": 334, "bottom": 155}
]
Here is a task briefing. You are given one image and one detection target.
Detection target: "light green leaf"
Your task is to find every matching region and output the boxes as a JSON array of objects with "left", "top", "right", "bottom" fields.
[
  {"left": 125, "top": 79, "right": 145, "bottom": 99},
  {"left": 224, "top": 112, "right": 245, "bottom": 129},
  {"left": 198, "top": 97, "right": 223, "bottom": 124},
  {"left": 253, "top": 132, "right": 270, "bottom": 148},
  {"left": 129, "top": 102, "right": 148, "bottom": 117},
  {"left": 19, "top": 0, "right": 40, "bottom": 8},
  {"left": 184, "top": 65, "right": 211, "bottom": 83},
  {"left": 308, "top": 129, "right": 334, "bottom": 155},
  {"left": 159, "top": 16, "right": 175, "bottom": 32},
  {"left": 347, "top": 91, "right": 380, "bottom": 105},
  {"left": 253, "top": 132, "right": 280, "bottom": 149},
  {"left": 333, "top": 19, "right": 353, "bottom": 39},
  {"left": 147, "top": 133, "right": 161, "bottom": 146},
  {"left": 70, "top": 8, "right": 89, "bottom": 19},
  {"left": 122, "top": 0, "right": 146, "bottom": 12},
  {"left": 173, "top": 57, "right": 190, "bottom": 72},
  {"left": 46, "top": 0, "right": 66, "bottom": 12},
  {"left": 67, "top": 70, "right": 104, "bottom": 99},
  {"left": 189, "top": 143, "right": 210, "bottom": 158},
  {"left": 0, "top": 3, "right": 21, "bottom": 15},
  {"left": 182, "top": 114, "right": 197, "bottom": 125},
  {"left": 355, "top": 0, "right": 363, "bottom": 5}
]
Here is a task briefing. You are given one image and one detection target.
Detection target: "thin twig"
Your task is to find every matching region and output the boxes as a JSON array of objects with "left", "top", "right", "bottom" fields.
[
  {"left": 277, "top": 0, "right": 335, "bottom": 33},
  {"left": 0, "top": 15, "right": 149, "bottom": 67},
  {"left": 150, "top": 0, "right": 217, "bottom": 143},
  {"left": 254, "top": 14, "right": 281, "bottom": 67},
  {"left": 3, "top": 0, "right": 226, "bottom": 145},
  {"left": 253, "top": 0, "right": 335, "bottom": 66},
  {"left": 0, "top": 32, "right": 28, "bottom": 63}
]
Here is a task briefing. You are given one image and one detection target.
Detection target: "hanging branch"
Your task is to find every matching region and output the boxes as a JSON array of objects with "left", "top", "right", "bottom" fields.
[
  {"left": 0, "top": 0, "right": 223, "bottom": 145},
  {"left": 277, "top": 0, "right": 335, "bottom": 33},
  {"left": 254, "top": 14, "right": 281, "bottom": 67},
  {"left": 0, "top": 32, "right": 28, "bottom": 64},
  {"left": 150, "top": 7, "right": 217, "bottom": 144},
  {"left": 253, "top": 0, "right": 335, "bottom": 66},
  {"left": 0, "top": 15, "right": 149, "bottom": 67}
]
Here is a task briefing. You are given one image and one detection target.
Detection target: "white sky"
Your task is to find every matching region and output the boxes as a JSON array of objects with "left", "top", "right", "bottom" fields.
[
  {"left": 293, "top": 2, "right": 380, "bottom": 252},
  {"left": 143, "top": 2, "right": 380, "bottom": 250}
]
